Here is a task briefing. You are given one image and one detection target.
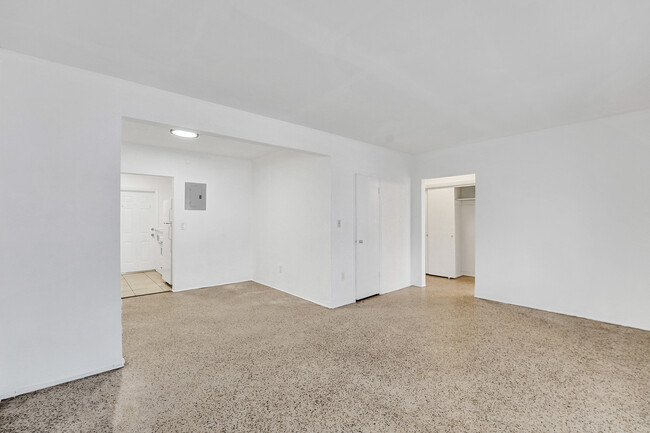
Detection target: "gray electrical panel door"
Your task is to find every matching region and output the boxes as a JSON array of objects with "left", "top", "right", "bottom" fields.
[{"left": 185, "top": 182, "right": 206, "bottom": 210}]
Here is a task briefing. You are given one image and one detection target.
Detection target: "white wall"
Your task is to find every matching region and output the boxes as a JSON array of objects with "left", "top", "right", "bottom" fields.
[
  {"left": 0, "top": 49, "right": 412, "bottom": 398},
  {"left": 1, "top": 51, "right": 124, "bottom": 399},
  {"left": 459, "top": 200, "right": 475, "bottom": 277},
  {"left": 412, "top": 109, "right": 650, "bottom": 331},
  {"left": 121, "top": 143, "right": 253, "bottom": 291},
  {"left": 252, "top": 151, "right": 332, "bottom": 306}
]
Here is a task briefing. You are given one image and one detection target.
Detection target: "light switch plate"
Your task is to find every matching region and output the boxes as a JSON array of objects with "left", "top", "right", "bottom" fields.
[{"left": 185, "top": 182, "right": 206, "bottom": 210}]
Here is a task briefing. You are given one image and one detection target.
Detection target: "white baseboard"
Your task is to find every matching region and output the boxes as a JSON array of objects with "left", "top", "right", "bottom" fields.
[
  {"left": 171, "top": 278, "right": 332, "bottom": 308},
  {"left": 330, "top": 297, "right": 355, "bottom": 309},
  {"left": 252, "top": 279, "right": 331, "bottom": 309},
  {"left": 0, "top": 358, "right": 125, "bottom": 401},
  {"left": 330, "top": 284, "right": 412, "bottom": 308},
  {"left": 474, "top": 296, "right": 650, "bottom": 332},
  {"left": 380, "top": 284, "right": 411, "bottom": 295},
  {"left": 171, "top": 279, "right": 251, "bottom": 293}
]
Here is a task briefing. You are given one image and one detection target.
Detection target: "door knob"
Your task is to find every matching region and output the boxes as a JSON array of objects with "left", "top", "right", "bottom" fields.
[{"left": 358, "top": 240, "right": 364, "bottom": 244}]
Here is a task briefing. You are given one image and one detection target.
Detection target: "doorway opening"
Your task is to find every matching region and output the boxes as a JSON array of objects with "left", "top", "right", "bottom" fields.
[
  {"left": 120, "top": 117, "right": 332, "bottom": 303},
  {"left": 120, "top": 173, "right": 173, "bottom": 298},
  {"left": 422, "top": 174, "right": 476, "bottom": 292}
]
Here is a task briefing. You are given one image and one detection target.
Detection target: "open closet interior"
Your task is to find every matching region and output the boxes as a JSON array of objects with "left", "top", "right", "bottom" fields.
[{"left": 426, "top": 185, "right": 475, "bottom": 278}]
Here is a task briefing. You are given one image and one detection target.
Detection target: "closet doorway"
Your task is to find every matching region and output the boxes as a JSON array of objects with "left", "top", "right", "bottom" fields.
[{"left": 423, "top": 175, "right": 475, "bottom": 282}]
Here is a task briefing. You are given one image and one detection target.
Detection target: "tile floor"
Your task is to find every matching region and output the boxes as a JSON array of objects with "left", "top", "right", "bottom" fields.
[{"left": 121, "top": 270, "right": 171, "bottom": 298}]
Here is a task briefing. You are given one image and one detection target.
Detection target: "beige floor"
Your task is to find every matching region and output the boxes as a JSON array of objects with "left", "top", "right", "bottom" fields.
[
  {"left": 121, "top": 270, "right": 171, "bottom": 298},
  {"left": 1, "top": 276, "right": 649, "bottom": 432}
]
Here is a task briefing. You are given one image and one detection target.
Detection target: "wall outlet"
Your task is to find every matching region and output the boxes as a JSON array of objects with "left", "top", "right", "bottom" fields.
[
  {"left": 279, "top": 265, "right": 283, "bottom": 274},
  {"left": 341, "top": 271, "right": 345, "bottom": 281},
  {"left": 337, "top": 219, "right": 342, "bottom": 228},
  {"left": 180, "top": 222, "right": 186, "bottom": 230}
]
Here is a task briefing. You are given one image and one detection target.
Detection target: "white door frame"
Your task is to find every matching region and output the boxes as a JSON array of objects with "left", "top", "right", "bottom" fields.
[
  {"left": 420, "top": 174, "right": 476, "bottom": 286},
  {"left": 354, "top": 173, "right": 382, "bottom": 300},
  {"left": 425, "top": 187, "right": 458, "bottom": 278},
  {"left": 120, "top": 173, "right": 175, "bottom": 288}
]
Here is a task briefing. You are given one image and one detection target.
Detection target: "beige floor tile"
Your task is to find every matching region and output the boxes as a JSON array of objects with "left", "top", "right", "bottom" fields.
[
  {"left": 144, "top": 271, "right": 163, "bottom": 282},
  {"left": 120, "top": 271, "right": 169, "bottom": 298},
  {"left": 130, "top": 284, "right": 160, "bottom": 294},
  {"left": 123, "top": 273, "right": 152, "bottom": 284},
  {"left": 125, "top": 278, "right": 156, "bottom": 288},
  {"left": 132, "top": 285, "right": 163, "bottom": 295},
  {"left": 146, "top": 272, "right": 171, "bottom": 290},
  {"left": 120, "top": 271, "right": 171, "bottom": 296},
  {"left": 122, "top": 279, "right": 147, "bottom": 288}
]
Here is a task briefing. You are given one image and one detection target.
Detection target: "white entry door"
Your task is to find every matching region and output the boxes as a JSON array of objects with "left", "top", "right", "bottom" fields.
[
  {"left": 355, "top": 174, "right": 381, "bottom": 300},
  {"left": 426, "top": 187, "right": 457, "bottom": 278},
  {"left": 120, "top": 191, "right": 157, "bottom": 273}
]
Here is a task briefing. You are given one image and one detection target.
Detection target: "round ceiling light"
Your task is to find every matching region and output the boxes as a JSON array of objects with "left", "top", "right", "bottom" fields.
[{"left": 170, "top": 129, "right": 199, "bottom": 138}]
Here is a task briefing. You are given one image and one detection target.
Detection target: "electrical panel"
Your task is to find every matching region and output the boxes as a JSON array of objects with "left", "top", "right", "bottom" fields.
[{"left": 184, "top": 182, "right": 206, "bottom": 210}]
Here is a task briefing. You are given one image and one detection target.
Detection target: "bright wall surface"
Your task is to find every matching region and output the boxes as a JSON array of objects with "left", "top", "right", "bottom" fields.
[
  {"left": 0, "top": 49, "right": 412, "bottom": 398},
  {"left": 412, "top": 109, "right": 650, "bottom": 330},
  {"left": 458, "top": 200, "right": 476, "bottom": 277},
  {"left": 252, "top": 151, "right": 332, "bottom": 306},
  {"left": 1, "top": 51, "right": 124, "bottom": 398},
  {"left": 121, "top": 144, "right": 253, "bottom": 291}
]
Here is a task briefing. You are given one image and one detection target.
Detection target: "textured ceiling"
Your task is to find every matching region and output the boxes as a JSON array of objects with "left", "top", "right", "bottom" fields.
[{"left": 2, "top": 0, "right": 650, "bottom": 153}]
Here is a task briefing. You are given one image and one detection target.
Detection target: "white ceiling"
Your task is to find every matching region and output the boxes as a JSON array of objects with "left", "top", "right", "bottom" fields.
[
  {"left": 2, "top": 1, "right": 650, "bottom": 153},
  {"left": 122, "top": 118, "right": 280, "bottom": 160}
]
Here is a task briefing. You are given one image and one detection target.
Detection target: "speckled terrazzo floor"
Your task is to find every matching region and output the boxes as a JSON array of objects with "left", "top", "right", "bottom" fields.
[{"left": 2, "top": 276, "right": 649, "bottom": 432}]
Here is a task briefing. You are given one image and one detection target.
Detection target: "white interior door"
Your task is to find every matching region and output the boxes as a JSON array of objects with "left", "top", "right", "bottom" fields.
[
  {"left": 355, "top": 174, "right": 381, "bottom": 300},
  {"left": 426, "top": 187, "right": 456, "bottom": 277},
  {"left": 121, "top": 191, "right": 157, "bottom": 273}
]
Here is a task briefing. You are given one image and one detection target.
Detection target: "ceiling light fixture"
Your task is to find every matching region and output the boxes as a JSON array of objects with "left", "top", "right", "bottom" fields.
[{"left": 170, "top": 129, "right": 199, "bottom": 138}]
